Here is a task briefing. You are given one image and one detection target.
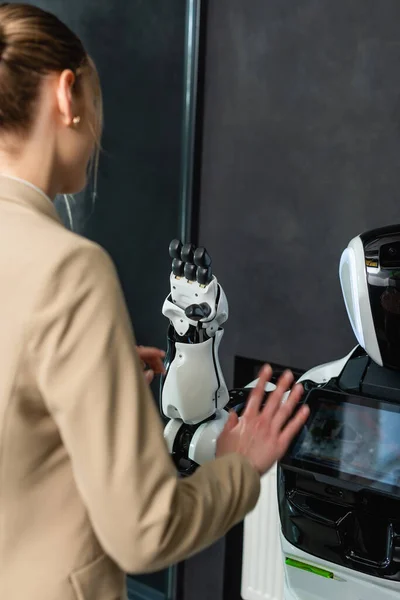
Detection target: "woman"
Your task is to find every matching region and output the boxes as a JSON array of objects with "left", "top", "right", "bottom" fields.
[{"left": 0, "top": 4, "right": 309, "bottom": 600}]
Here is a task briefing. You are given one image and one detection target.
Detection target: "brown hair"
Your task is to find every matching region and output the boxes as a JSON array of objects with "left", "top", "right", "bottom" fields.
[{"left": 0, "top": 3, "right": 102, "bottom": 143}]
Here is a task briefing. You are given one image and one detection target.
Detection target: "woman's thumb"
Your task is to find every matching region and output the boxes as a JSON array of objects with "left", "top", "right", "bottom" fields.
[{"left": 144, "top": 369, "right": 154, "bottom": 384}]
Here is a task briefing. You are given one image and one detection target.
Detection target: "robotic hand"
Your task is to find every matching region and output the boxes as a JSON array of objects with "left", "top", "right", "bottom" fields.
[{"left": 160, "top": 239, "right": 230, "bottom": 472}]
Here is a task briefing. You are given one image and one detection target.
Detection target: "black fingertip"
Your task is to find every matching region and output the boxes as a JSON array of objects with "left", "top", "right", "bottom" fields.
[
  {"left": 184, "top": 262, "right": 197, "bottom": 281},
  {"left": 197, "top": 266, "right": 212, "bottom": 285},
  {"left": 169, "top": 239, "right": 182, "bottom": 259},
  {"left": 172, "top": 258, "right": 184, "bottom": 277},
  {"left": 181, "top": 243, "right": 195, "bottom": 263},
  {"left": 194, "top": 247, "right": 212, "bottom": 268}
]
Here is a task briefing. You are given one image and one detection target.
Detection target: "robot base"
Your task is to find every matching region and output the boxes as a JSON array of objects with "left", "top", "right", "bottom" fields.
[{"left": 281, "top": 536, "right": 399, "bottom": 600}]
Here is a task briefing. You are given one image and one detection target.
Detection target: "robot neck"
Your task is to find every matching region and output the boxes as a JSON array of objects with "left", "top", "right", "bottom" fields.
[{"left": 338, "top": 346, "right": 400, "bottom": 402}]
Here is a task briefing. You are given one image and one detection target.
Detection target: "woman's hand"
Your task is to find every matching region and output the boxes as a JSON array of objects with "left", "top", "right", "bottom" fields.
[
  {"left": 137, "top": 345, "right": 166, "bottom": 384},
  {"left": 216, "top": 365, "right": 309, "bottom": 476}
]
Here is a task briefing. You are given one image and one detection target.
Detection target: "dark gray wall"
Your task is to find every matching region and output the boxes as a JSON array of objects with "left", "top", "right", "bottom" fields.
[
  {"left": 199, "top": 0, "right": 400, "bottom": 386},
  {"left": 23, "top": 0, "right": 187, "bottom": 352}
]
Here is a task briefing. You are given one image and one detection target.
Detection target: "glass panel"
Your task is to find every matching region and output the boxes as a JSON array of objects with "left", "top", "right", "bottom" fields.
[{"left": 52, "top": 0, "right": 201, "bottom": 597}]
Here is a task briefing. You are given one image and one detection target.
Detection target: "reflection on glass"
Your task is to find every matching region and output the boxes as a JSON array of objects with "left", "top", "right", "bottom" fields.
[{"left": 294, "top": 399, "right": 400, "bottom": 492}]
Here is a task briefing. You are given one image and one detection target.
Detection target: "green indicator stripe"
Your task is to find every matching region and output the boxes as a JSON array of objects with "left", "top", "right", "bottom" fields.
[{"left": 285, "top": 557, "right": 334, "bottom": 579}]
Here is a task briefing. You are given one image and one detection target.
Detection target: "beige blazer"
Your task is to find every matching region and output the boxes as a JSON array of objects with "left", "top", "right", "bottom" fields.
[{"left": 0, "top": 176, "right": 260, "bottom": 600}]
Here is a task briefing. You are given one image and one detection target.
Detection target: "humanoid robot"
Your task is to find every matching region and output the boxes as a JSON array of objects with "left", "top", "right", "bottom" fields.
[{"left": 242, "top": 224, "right": 400, "bottom": 600}]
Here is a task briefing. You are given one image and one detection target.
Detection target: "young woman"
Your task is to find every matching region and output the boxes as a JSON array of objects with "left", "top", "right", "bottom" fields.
[{"left": 0, "top": 4, "right": 309, "bottom": 599}]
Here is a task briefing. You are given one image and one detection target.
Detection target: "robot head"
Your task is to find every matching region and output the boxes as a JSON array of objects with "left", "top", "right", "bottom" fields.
[{"left": 340, "top": 225, "right": 400, "bottom": 370}]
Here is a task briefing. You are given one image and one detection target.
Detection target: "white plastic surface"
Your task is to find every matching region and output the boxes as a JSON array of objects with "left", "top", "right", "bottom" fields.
[
  {"left": 212, "top": 328, "right": 230, "bottom": 410},
  {"left": 241, "top": 464, "right": 284, "bottom": 600},
  {"left": 241, "top": 358, "right": 350, "bottom": 600},
  {"left": 162, "top": 338, "right": 218, "bottom": 424},
  {"left": 162, "top": 274, "right": 228, "bottom": 337},
  {"left": 163, "top": 419, "right": 183, "bottom": 453},
  {"left": 340, "top": 236, "right": 382, "bottom": 366},
  {"left": 189, "top": 409, "right": 229, "bottom": 464},
  {"left": 282, "top": 536, "right": 399, "bottom": 600}
]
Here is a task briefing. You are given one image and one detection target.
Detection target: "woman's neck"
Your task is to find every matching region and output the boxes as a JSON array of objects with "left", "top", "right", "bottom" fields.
[
  {"left": 0, "top": 167, "right": 55, "bottom": 200},
  {"left": 0, "top": 126, "right": 58, "bottom": 200},
  {"left": 0, "top": 173, "right": 53, "bottom": 203}
]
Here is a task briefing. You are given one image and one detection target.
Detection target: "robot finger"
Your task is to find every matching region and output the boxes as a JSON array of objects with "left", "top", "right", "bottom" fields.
[
  {"left": 194, "top": 247, "right": 213, "bottom": 284},
  {"left": 169, "top": 239, "right": 182, "bottom": 259},
  {"left": 194, "top": 247, "right": 212, "bottom": 268},
  {"left": 181, "top": 242, "right": 195, "bottom": 263}
]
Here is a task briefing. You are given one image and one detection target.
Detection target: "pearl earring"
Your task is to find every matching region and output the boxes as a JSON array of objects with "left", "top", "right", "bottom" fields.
[{"left": 72, "top": 116, "right": 81, "bottom": 126}]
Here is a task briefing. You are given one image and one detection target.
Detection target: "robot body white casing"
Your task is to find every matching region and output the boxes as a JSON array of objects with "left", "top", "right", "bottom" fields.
[
  {"left": 281, "top": 536, "right": 399, "bottom": 600},
  {"left": 278, "top": 353, "right": 400, "bottom": 600},
  {"left": 241, "top": 354, "right": 355, "bottom": 600},
  {"left": 242, "top": 352, "right": 400, "bottom": 600},
  {"left": 339, "top": 235, "right": 382, "bottom": 366},
  {"left": 161, "top": 329, "right": 228, "bottom": 424}
]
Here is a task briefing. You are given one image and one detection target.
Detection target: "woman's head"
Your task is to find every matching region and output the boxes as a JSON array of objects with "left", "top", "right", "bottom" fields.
[{"left": 0, "top": 3, "right": 102, "bottom": 196}]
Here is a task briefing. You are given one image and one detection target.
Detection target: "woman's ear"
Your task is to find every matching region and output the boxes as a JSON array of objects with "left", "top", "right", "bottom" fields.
[{"left": 56, "top": 69, "right": 76, "bottom": 127}]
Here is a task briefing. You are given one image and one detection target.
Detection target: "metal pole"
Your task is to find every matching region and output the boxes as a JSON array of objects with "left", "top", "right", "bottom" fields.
[{"left": 179, "top": 0, "right": 201, "bottom": 244}]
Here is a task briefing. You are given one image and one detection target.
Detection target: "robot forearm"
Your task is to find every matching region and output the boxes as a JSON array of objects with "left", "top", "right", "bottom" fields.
[{"left": 160, "top": 240, "right": 229, "bottom": 472}]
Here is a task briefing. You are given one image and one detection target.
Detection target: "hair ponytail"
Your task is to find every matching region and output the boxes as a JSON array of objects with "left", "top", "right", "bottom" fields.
[{"left": 0, "top": 3, "right": 102, "bottom": 141}]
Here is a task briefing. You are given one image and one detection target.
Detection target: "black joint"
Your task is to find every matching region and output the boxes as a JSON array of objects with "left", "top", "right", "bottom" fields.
[
  {"left": 185, "top": 304, "right": 202, "bottom": 321},
  {"left": 185, "top": 302, "right": 211, "bottom": 321},
  {"left": 197, "top": 266, "right": 212, "bottom": 285},
  {"left": 184, "top": 263, "right": 197, "bottom": 281},
  {"left": 172, "top": 258, "right": 184, "bottom": 277},
  {"left": 199, "top": 302, "right": 212, "bottom": 318},
  {"left": 169, "top": 239, "right": 182, "bottom": 259},
  {"left": 181, "top": 243, "right": 195, "bottom": 263},
  {"left": 194, "top": 247, "right": 212, "bottom": 268}
]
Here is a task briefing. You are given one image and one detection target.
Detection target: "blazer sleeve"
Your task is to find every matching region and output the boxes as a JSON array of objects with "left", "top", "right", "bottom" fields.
[{"left": 27, "top": 241, "right": 260, "bottom": 574}]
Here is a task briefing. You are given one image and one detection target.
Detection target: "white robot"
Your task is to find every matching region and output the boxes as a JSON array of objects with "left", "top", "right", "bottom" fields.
[
  {"left": 160, "top": 239, "right": 231, "bottom": 472},
  {"left": 242, "top": 225, "right": 400, "bottom": 600}
]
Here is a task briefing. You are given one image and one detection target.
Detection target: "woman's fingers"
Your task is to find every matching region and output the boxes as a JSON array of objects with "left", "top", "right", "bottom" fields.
[
  {"left": 137, "top": 346, "right": 166, "bottom": 374},
  {"left": 148, "top": 357, "right": 166, "bottom": 374},
  {"left": 138, "top": 346, "right": 166, "bottom": 360},
  {"left": 271, "top": 383, "right": 304, "bottom": 432},
  {"left": 144, "top": 369, "right": 155, "bottom": 384},
  {"left": 243, "top": 364, "right": 273, "bottom": 419},
  {"left": 261, "top": 370, "right": 294, "bottom": 422},
  {"left": 277, "top": 404, "right": 310, "bottom": 455}
]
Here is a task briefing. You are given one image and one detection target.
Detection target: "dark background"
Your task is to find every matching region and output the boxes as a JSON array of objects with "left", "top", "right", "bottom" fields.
[{"left": 198, "top": 0, "right": 400, "bottom": 386}]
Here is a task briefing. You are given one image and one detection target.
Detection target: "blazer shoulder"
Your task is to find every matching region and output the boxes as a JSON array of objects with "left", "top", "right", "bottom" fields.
[
  {"left": 25, "top": 219, "right": 117, "bottom": 304},
  {"left": 32, "top": 214, "right": 114, "bottom": 270},
  {"left": 47, "top": 230, "right": 116, "bottom": 286}
]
